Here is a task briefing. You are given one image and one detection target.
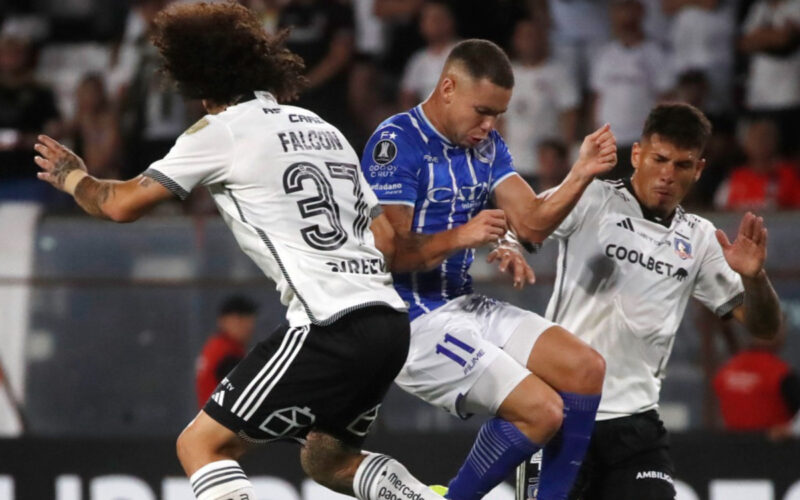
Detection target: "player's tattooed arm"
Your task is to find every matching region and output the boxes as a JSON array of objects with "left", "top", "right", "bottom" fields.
[
  {"left": 34, "top": 135, "right": 173, "bottom": 222},
  {"left": 382, "top": 205, "right": 507, "bottom": 272},
  {"left": 719, "top": 212, "right": 782, "bottom": 339}
]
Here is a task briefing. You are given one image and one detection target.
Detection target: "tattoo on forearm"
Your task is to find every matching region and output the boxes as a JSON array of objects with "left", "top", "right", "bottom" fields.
[{"left": 74, "top": 178, "right": 116, "bottom": 219}]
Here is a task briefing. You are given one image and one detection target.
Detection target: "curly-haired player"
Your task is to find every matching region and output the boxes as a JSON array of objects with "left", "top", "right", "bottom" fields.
[{"left": 33, "top": 3, "right": 447, "bottom": 500}]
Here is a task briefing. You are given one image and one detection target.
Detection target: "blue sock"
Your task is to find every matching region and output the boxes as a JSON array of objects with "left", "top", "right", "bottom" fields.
[
  {"left": 446, "top": 418, "right": 541, "bottom": 500},
  {"left": 536, "top": 392, "right": 601, "bottom": 500}
]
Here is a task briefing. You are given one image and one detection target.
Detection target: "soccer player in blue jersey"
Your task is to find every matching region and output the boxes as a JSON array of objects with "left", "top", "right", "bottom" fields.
[{"left": 360, "top": 40, "right": 617, "bottom": 500}]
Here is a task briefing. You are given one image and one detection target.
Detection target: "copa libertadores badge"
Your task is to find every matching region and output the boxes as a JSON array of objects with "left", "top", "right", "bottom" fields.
[{"left": 372, "top": 136, "right": 398, "bottom": 165}]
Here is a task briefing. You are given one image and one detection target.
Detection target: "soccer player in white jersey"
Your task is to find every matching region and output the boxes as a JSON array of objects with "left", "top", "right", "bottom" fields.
[
  {"left": 361, "top": 40, "right": 617, "bottom": 500},
  {"left": 517, "top": 103, "right": 782, "bottom": 500},
  {"left": 32, "top": 4, "right": 450, "bottom": 500}
]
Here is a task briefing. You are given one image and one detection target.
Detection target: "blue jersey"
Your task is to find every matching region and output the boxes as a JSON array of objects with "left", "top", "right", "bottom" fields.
[{"left": 360, "top": 105, "right": 517, "bottom": 320}]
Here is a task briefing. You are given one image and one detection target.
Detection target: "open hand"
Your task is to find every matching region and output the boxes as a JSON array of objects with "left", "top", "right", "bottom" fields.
[
  {"left": 33, "top": 135, "right": 88, "bottom": 192},
  {"left": 487, "top": 243, "right": 536, "bottom": 290},
  {"left": 716, "top": 212, "right": 767, "bottom": 279}
]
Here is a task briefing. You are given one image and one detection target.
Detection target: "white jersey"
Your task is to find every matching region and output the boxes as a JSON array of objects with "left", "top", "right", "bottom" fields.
[
  {"left": 545, "top": 179, "right": 744, "bottom": 419},
  {"left": 144, "top": 91, "right": 406, "bottom": 327}
]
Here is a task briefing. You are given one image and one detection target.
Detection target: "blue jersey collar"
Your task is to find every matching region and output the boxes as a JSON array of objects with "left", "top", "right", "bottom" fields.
[{"left": 411, "top": 105, "right": 454, "bottom": 146}]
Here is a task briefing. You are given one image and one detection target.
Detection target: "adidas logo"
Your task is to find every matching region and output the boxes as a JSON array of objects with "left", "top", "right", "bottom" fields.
[
  {"left": 617, "top": 218, "right": 635, "bottom": 232},
  {"left": 211, "top": 390, "right": 226, "bottom": 406}
]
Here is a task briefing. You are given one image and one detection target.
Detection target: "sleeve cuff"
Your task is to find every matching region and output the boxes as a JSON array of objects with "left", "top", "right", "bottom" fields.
[
  {"left": 143, "top": 168, "right": 190, "bottom": 200},
  {"left": 490, "top": 171, "right": 518, "bottom": 191},
  {"left": 376, "top": 199, "right": 416, "bottom": 207},
  {"left": 715, "top": 292, "right": 745, "bottom": 318}
]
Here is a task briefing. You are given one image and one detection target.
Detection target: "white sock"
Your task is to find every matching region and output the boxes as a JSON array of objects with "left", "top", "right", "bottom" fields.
[
  {"left": 189, "top": 460, "right": 255, "bottom": 500},
  {"left": 353, "top": 453, "right": 442, "bottom": 500}
]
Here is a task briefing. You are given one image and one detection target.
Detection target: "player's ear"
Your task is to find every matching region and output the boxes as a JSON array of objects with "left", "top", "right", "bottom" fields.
[
  {"left": 694, "top": 158, "right": 706, "bottom": 181},
  {"left": 440, "top": 76, "right": 455, "bottom": 104},
  {"left": 631, "top": 142, "right": 641, "bottom": 170}
]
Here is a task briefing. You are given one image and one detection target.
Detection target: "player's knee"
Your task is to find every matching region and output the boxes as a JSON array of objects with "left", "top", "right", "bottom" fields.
[
  {"left": 515, "top": 392, "right": 563, "bottom": 443},
  {"left": 571, "top": 347, "right": 605, "bottom": 394},
  {"left": 175, "top": 425, "right": 197, "bottom": 469}
]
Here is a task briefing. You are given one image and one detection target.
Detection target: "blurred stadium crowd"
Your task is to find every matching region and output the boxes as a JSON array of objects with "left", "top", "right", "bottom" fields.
[{"left": 0, "top": 0, "right": 799, "bottom": 214}]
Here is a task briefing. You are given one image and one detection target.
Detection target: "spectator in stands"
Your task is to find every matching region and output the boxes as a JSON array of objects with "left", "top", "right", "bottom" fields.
[
  {"left": 714, "top": 119, "right": 800, "bottom": 210},
  {"left": 116, "top": 0, "right": 192, "bottom": 179},
  {"left": 667, "top": 0, "right": 738, "bottom": 114},
  {"left": 0, "top": 33, "right": 61, "bottom": 201},
  {"left": 713, "top": 323, "right": 800, "bottom": 440},
  {"left": 67, "top": 73, "right": 122, "bottom": 180},
  {"left": 674, "top": 70, "right": 741, "bottom": 207},
  {"left": 398, "top": 0, "right": 458, "bottom": 110},
  {"left": 279, "top": 0, "right": 356, "bottom": 138},
  {"left": 535, "top": 139, "right": 571, "bottom": 192},
  {"left": 502, "top": 17, "right": 579, "bottom": 180},
  {"left": 196, "top": 295, "right": 258, "bottom": 408},
  {"left": 590, "top": 0, "right": 674, "bottom": 179},
  {"left": 544, "top": 0, "right": 610, "bottom": 88},
  {"left": 739, "top": 0, "right": 800, "bottom": 155}
]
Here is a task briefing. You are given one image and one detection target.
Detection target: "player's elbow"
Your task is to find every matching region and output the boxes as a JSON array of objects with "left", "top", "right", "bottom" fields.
[
  {"left": 105, "top": 204, "right": 141, "bottom": 223},
  {"left": 515, "top": 226, "right": 548, "bottom": 245}
]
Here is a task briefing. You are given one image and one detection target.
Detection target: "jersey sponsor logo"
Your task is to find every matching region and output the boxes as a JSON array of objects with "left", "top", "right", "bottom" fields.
[
  {"left": 426, "top": 182, "right": 489, "bottom": 204},
  {"left": 605, "top": 244, "right": 684, "bottom": 278},
  {"left": 674, "top": 268, "right": 688, "bottom": 281},
  {"left": 674, "top": 237, "right": 693, "bottom": 259},
  {"left": 371, "top": 182, "right": 404, "bottom": 195},
  {"left": 373, "top": 139, "right": 398, "bottom": 165},
  {"left": 325, "top": 257, "right": 388, "bottom": 275},
  {"left": 262, "top": 107, "right": 281, "bottom": 114},
  {"left": 367, "top": 163, "right": 399, "bottom": 178},
  {"left": 616, "top": 218, "right": 635, "bottom": 232},
  {"left": 288, "top": 113, "right": 324, "bottom": 123},
  {"left": 635, "top": 471, "right": 674, "bottom": 484},
  {"left": 383, "top": 472, "right": 429, "bottom": 500}
]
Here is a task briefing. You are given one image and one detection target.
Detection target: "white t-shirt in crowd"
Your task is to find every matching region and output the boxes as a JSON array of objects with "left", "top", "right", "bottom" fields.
[
  {"left": 503, "top": 60, "right": 579, "bottom": 175},
  {"left": 400, "top": 43, "right": 455, "bottom": 102},
  {"left": 545, "top": 179, "right": 744, "bottom": 420},
  {"left": 670, "top": 1, "right": 738, "bottom": 111},
  {"left": 144, "top": 91, "right": 406, "bottom": 327},
  {"left": 591, "top": 40, "right": 674, "bottom": 145},
  {"left": 742, "top": 0, "right": 800, "bottom": 109}
]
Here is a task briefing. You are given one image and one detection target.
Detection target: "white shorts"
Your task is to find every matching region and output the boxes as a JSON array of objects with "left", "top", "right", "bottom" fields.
[{"left": 395, "top": 294, "right": 555, "bottom": 418}]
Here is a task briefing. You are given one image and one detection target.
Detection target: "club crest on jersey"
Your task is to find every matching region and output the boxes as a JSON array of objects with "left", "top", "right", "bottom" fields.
[
  {"left": 373, "top": 138, "right": 397, "bottom": 165},
  {"left": 674, "top": 237, "right": 692, "bottom": 259}
]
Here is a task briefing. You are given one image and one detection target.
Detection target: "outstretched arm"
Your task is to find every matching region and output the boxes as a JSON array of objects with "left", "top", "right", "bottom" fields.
[
  {"left": 493, "top": 124, "right": 617, "bottom": 244},
  {"left": 34, "top": 135, "right": 173, "bottom": 222},
  {"left": 719, "top": 212, "right": 781, "bottom": 339}
]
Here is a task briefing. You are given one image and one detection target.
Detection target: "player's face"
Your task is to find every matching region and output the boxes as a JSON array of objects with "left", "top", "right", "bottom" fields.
[
  {"left": 631, "top": 134, "right": 705, "bottom": 216},
  {"left": 442, "top": 76, "right": 511, "bottom": 148}
]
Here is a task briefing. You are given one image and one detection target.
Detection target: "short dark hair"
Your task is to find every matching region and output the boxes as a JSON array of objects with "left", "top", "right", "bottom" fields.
[
  {"left": 642, "top": 103, "right": 712, "bottom": 152},
  {"left": 219, "top": 295, "right": 258, "bottom": 317},
  {"left": 150, "top": 2, "right": 306, "bottom": 104},
  {"left": 445, "top": 39, "right": 514, "bottom": 89}
]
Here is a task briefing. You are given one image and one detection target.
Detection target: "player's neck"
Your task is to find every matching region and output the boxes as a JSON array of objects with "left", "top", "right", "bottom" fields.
[
  {"left": 420, "top": 99, "right": 453, "bottom": 143},
  {"left": 625, "top": 176, "right": 675, "bottom": 226}
]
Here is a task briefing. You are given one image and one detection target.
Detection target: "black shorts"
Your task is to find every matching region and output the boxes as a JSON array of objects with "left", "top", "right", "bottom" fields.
[
  {"left": 570, "top": 410, "right": 676, "bottom": 500},
  {"left": 204, "top": 306, "right": 409, "bottom": 448},
  {"left": 518, "top": 410, "right": 675, "bottom": 500}
]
